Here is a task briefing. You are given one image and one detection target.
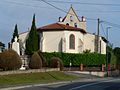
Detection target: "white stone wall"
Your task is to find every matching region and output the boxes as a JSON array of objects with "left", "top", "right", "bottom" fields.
[
  {"left": 99, "top": 37, "right": 106, "bottom": 54},
  {"left": 83, "top": 33, "right": 95, "bottom": 53},
  {"left": 42, "top": 30, "right": 84, "bottom": 53},
  {"left": 18, "top": 7, "right": 107, "bottom": 55},
  {"left": 19, "top": 32, "right": 29, "bottom": 49},
  {"left": 18, "top": 31, "right": 106, "bottom": 54},
  {"left": 42, "top": 31, "right": 64, "bottom": 52},
  {"left": 83, "top": 33, "right": 106, "bottom": 54},
  {"left": 64, "top": 31, "right": 84, "bottom": 53}
]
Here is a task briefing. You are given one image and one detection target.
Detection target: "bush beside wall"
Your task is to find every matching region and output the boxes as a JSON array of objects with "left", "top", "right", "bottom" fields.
[
  {"left": 29, "top": 52, "right": 42, "bottom": 69},
  {"left": 37, "top": 50, "right": 46, "bottom": 67},
  {"left": 50, "top": 57, "right": 64, "bottom": 71},
  {"left": 0, "top": 49, "right": 22, "bottom": 71}
]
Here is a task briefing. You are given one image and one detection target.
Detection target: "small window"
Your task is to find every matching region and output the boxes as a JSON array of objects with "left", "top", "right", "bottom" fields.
[
  {"left": 66, "top": 23, "right": 69, "bottom": 26},
  {"left": 70, "top": 16, "right": 73, "bottom": 22},
  {"left": 69, "top": 34, "right": 75, "bottom": 49},
  {"left": 74, "top": 23, "right": 77, "bottom": 27}
]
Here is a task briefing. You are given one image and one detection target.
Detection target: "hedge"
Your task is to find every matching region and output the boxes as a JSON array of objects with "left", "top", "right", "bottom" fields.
[
  {"left": 43, "top": 52, "right": 106, "bottom": 66},
  {"left": 109, "top": 51, "right": 117, "bottom": 65}
]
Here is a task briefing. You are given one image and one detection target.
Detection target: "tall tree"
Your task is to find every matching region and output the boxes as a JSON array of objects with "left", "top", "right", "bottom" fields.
[
  {"left": 11, "top": 24, "right": 19, "bottom": 43},
  {"left": 25, "top": 14, "right": 39, "bottom": 55}
]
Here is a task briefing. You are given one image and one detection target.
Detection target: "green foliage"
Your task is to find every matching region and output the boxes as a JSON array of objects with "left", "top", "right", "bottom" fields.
[
  {"left": 113, "top": 47, "right": 120, "bottom": 69},
  {"left": 50, "top": 57, "right": 64, "bottom": 71},
  {"left": 110, "top": 51, "right": 116, "bottom": 65},
  {"left": 105, "top": 46, "right": 116, "bottom": 65},
  {"left": 25, "top": 14, "right": 39, "bottom": 55},
  {"left": 0, "top": 42, "right": 5, "bottom": 51},
  {"left": 0, "top": 49, "right": 22, "bottom": 71},
  {"left": 0, "top": 71, "right": 77, "bottom": 85},
  {"left": 113, "top": 47, "right": 120, "bottom": 64},
  {"left": 83, "top": 49, "right": 91, "bottom": 54},
  {"left": 29, "top": 52, "right": 42, "bottom": 69},
  {"left": 43, "top": 52, "right": 106, "bottom": 66},
  {"left": 11, "top": 24, "right": 19, "bottom": 43},
  {"left": 37, "top": 50, "right": 46, "bottom": 67}
]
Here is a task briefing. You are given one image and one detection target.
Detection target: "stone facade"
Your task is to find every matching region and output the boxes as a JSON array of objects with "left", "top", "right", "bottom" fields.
[{"left": 19, "top": 6, "right": 106, "bottom": 54}]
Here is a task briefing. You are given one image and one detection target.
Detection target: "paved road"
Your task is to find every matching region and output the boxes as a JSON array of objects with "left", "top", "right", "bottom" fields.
[
  {"left": 1, "top": 72, "right": 120, "bottom": 90},
  {"left": 10, "top": 78, "right": 120, "bottom": 90}
]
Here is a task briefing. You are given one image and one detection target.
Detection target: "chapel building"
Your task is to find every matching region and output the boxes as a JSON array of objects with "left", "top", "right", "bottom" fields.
[{"left": 19, "top": 6, "right": 106, "bottom": 54}]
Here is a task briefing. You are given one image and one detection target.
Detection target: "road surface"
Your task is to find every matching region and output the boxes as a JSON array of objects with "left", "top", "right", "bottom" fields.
[
  {"left": 1, "top": 72, "right": 120, "bottom": 90},
  {"left": 10, "top": 77, "right": 120, "bottom": 90}
]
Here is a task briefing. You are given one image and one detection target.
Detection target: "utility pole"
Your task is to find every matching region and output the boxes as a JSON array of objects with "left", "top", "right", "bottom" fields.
[
  {"left": 106, "top": 26, "right": 112, "bottom": 77},
  {"left": 96, "top": 18, "right": 100, "bottom": 53},
  {"left": 106, "top": 28, "right": 109, "bottom": 77}
]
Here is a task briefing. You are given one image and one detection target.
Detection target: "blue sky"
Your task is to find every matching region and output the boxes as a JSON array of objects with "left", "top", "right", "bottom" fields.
[{"left": 0, "top": 0, "right": 120, "bottom": 48}]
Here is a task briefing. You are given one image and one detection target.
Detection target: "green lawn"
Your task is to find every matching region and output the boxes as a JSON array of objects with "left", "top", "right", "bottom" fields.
[{"left": 0, "top": 71, "right": 77, "bottom": 87}]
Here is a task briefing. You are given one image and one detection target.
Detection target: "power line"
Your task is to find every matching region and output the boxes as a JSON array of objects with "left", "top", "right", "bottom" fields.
[
  {"left": 36, "top": 0, "right": 68, "bottom": 13},
  {"left": 100, "top": 23, "right": 107, "bottom": 38},
  {"left": 0, "top": 1, "right": 51, "bottom": 9},
  {"left": 86, "top": 17, "right": 97, "bottom": 21},
  {"left": 3, "top": 0, "right": 120, "bottom": 30},
  {"left": 36, "top": 0, "right": 97, "bottom": 21},
  {"left": 2, "top": 1, "right": 120, "bottom": 13},
  {"left": 44, "top": 0, "right": 120, "bottom": 6},
  {"left": 1, "top": 1, "right": 36, "bottom": 7},
  {"left": 37, "top": 0, "right": 75, "bottom": 15},
  {"left": 0, "top": 0, "right": 98, "bottom": 22},
  {"left": 76, "top": 10, "right": 120, "bottom": 13},
  {"left": 101, "top": 20, "right": 120, "bottom": 28}
]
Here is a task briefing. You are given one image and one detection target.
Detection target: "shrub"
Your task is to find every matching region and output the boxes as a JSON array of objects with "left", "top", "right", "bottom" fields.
[
  {"left": 29, "top": 52, "right": 42, "bottom": 69},
  {"left": 50, "top": 57, "right": 64, "bottom": 71},
  {"left": 83, "top": 49, "right": 91, "bottom": 53},
  {"left": 0, "top": 49, "right": 22, "bottom": 71},
  {"left": 43, "top": 52, "right": 106, "bottom": 66},
  {"left": 37, "top": 50, "right": 46, "bottom": 67}
]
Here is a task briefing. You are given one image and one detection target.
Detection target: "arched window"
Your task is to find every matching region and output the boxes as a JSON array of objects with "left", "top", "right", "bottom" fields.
[
  {"left": 69, "top": 34, "right": 75, "bottom": 49},
  {"left": 74, "top": 23, "right": 77, "bottom": 27},
  {"left": 70, "top": 16, "right": 73, "bottom": 22},
  {"left": 66, "top": 23, "right": 69, "bottom": 26}
]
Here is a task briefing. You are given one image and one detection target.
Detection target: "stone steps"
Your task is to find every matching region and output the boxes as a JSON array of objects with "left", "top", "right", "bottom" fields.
[{"left": 20, "top": 55, "right": 29, "bottom": 70}]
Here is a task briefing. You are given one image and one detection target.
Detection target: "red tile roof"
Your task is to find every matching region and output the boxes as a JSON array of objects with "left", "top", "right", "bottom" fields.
[{"left": 37, "top": 23, "right": 86, "bottom": 33}]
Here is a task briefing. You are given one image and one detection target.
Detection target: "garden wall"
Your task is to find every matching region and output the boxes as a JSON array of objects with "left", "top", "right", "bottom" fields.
[{"left": 0, "top": 68, "right": 59, "bottom": 75}]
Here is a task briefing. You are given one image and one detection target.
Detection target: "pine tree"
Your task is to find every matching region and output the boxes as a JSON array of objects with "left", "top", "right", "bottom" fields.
[
  {"left": 25, "top": 14, "right": 39, "bottom": 55},
  {"left": 11, "top": 24, "right": 19, "bottom": 43}
]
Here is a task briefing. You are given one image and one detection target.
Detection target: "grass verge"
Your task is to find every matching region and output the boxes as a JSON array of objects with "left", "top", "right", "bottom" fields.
[{"left": 0, "top": 71, "right": 78, "bottom": 88}]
